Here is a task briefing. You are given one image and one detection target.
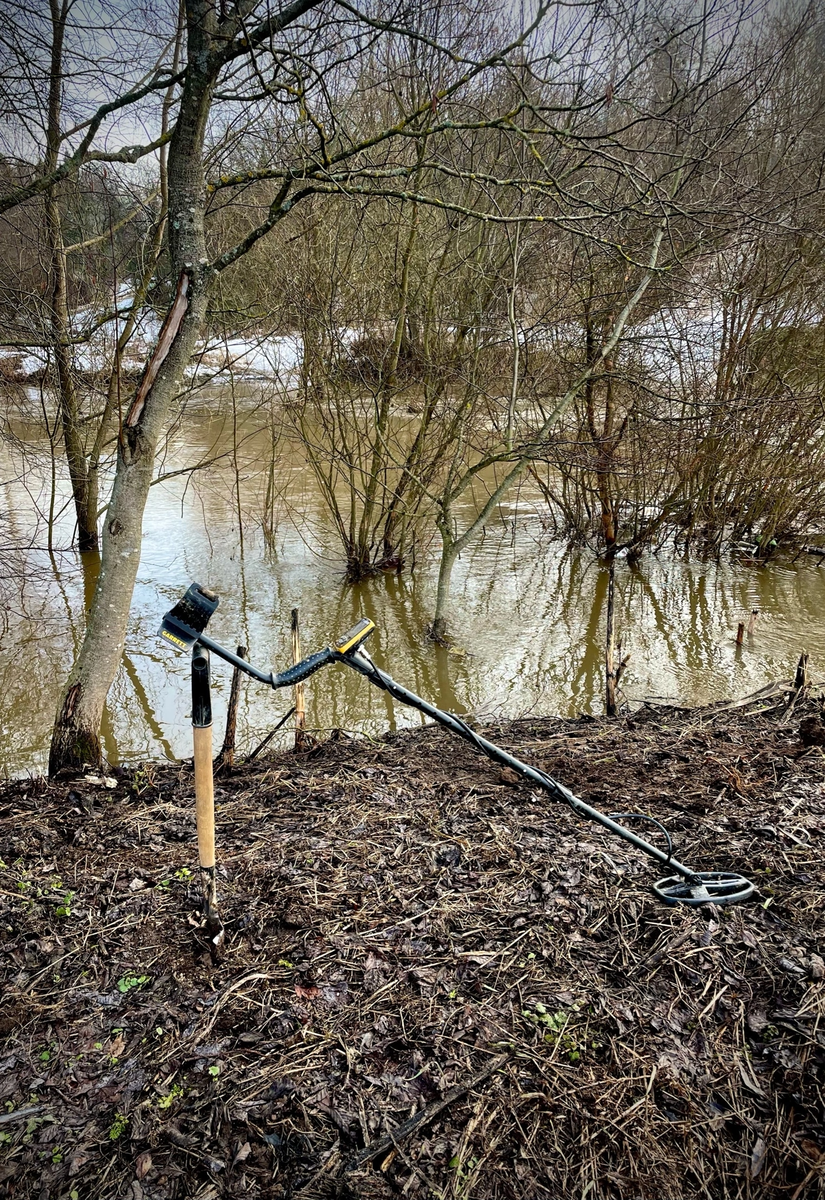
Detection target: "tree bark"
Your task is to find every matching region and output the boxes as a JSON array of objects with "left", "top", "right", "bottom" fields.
[
  {"left": 605, "top": 558, "right": 618, "bottom": 717},
  {"left": 45, "top": 0, "right": 98, "bottom": 552},
  {"left": 430, "top": 529, "right": 458, "bottom": 643},
  {"left": 49, "top": 1, "right": 219, "bottom": 773}
]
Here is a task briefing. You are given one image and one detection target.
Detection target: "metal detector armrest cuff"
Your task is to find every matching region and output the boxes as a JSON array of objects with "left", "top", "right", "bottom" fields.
[{"left": 158, "top": 583, "right": 219, "bottom": 650}]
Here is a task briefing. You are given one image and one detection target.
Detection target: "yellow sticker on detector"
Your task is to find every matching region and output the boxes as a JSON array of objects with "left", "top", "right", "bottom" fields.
[{"left": 161, "top": 629, "right": 188, "bottom": 649}]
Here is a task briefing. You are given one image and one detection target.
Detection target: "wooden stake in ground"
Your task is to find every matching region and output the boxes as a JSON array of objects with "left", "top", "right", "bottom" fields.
[
  {"left": 215, "top": 643, "right": 246, "bottom": 773},
  {"left": 747, "top": 609, "right": 759, "bottom": 637},
  {"left": 191, "top": 643, "right": 224, "bottom": 953},
  {"left": 736, "top": 622, "right": 745, "bottom": 646},
  {"left": 291, "top": 608, "right": 306, "bottom": 750}
]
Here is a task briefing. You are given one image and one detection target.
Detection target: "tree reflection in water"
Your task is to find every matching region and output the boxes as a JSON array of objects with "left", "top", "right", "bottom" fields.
[{"left": 2, "top": 399, "right": 824, "bottom": 776}]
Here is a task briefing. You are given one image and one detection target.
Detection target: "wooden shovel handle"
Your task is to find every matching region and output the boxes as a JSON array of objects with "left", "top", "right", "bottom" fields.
[{"left": 193, "top": 724, "right": 215, "bottom": 869}]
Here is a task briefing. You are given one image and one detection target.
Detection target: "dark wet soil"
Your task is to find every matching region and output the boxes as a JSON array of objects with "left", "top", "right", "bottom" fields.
[{"left": 1, "top": 696, "right": 824, "bottom": 1199}]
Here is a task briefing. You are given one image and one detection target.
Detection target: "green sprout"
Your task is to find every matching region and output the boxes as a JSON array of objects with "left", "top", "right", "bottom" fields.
[
  {"left": 523, "top": 1002, "right": 584, "bottom": 1062},
  {"left": 156, "top": 1084, "right": 183, "bottom": 1109},
  {"left": 117, "top": 973, "right": 149, "bottom": 994},
  {"left": 109, "top": 1114, "right": 128, "bottom": 1140}
]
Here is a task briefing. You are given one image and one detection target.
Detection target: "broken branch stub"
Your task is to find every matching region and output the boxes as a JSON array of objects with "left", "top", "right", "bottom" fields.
[{"left": 124, "top": 271, "right": 190, "bottom": 435}]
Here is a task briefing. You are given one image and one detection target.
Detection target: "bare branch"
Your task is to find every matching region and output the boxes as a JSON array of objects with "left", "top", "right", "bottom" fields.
[
  {"left": 64, "top": 189, "right": 161, "bottom": 255},
  {"left": 0, "top": 72, "right": 183, "bottom": 216},
  {"left": 217, "top": 0, "right": 328, "bottom": 65}
]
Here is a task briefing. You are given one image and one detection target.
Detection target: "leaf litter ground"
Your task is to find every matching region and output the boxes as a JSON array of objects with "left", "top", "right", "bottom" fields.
[{"left": 1, "top": 697, "right": 824, "bottom": 1199}]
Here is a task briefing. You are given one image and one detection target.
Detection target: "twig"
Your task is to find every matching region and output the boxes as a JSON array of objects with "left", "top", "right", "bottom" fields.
[
  {"left": 0, "top": 1106, "right": 44, "bottom": 1125},
  {"left": 215, "top": 644, "right": 246, "bottom": 774},
  {"left": 244, "top": 707, "right": 296, "bottom": 763},
  {"left": 345, "top": 1052, "right": 511, "bottom": 1171}
]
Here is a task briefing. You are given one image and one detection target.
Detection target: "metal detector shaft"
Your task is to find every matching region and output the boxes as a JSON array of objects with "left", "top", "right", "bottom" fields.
[
  {"left": 340, "top": 649, "right": 699, "bottom": 883},
  {"left": 175, "top": 627, "right": 336, "bottom": 688},
  {"left": 159, "top": 585, "right": 753, "bottom": 904}
]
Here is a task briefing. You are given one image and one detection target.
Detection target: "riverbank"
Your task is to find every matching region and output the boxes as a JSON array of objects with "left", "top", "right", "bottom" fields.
[{"left": 1, "top": 696, "right": 824, "bottom": 1198}]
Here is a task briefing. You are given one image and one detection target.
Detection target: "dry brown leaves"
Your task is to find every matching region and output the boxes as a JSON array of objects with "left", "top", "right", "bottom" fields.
[{"left": 0, "top": 699, "right": 824, "bottom": 1199}]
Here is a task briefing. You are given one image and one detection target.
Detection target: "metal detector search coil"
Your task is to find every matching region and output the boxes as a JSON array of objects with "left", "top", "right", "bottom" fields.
[
  {"left": 654, "top": 871, "right": 755, "bottom": 905},
  {"left": 158, "top": 583, "right": 756, "bottom": 908}
]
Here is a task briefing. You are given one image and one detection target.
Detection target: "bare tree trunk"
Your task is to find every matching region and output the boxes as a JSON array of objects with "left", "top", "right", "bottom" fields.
[
  {"left": 605, "top": 558, "right": 618, "bottom": 717},
  {"left": 353, "top": 197, "right": 420, "bottom": 576},
  {"left": 82, "top": 18, "right": 179, "bottom": 551},
  {"left": 49, "top": 3, "right": 218, "bottom": 773},
  {"left": 431, "top": 522, "right": 458, "bottom": 643},
  {"left": 604, "top": 557, "right": 629, "bottom": 717},
  {"left": 44, "top": 0, "right": 97, "bottom": 552},
  {"left": 291, "top": 609, "right": 306, "bottom": 750},
  {"left": 216, "top": 645, "right": 246, "bottom": 773}
]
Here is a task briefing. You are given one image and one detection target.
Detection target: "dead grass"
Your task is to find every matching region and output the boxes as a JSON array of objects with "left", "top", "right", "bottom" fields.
[{"left": 1, "top": 698, "right": 824, "bottom": 1199}]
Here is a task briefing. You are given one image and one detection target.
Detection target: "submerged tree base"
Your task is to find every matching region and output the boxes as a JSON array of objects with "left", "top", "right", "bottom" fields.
[
  {"left": 344, "top": 555, "right": 406, "bottom": 583},
  {"left": 2, "top": 698, "right": 824, "bottom": 1197},
  {"left": 426, "top": 616, "right": 451, "bottom": 644}
]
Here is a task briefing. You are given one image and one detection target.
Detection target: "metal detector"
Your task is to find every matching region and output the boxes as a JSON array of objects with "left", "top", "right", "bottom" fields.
[{"left": 159, "top": 583, "right": 755, "bottom": 909}]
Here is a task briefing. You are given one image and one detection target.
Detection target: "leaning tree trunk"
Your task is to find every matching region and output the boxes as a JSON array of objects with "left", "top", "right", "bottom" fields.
[
  {"left": 44, "top": 0, "right": 98, "bottom": 552},
  {"left": 49, "top": 10, "right": 218, "bottom": 774},
  {"left": 45, "top": 190, "right": 99, "bottom": 552}
]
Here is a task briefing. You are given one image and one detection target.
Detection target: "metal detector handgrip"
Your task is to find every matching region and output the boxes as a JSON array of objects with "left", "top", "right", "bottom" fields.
[
  {"left": 270, "top": 619, "right": 376, "bottom": 688},
  {"left": 271, "top": 648, "right": 335, "bottom": 688}
]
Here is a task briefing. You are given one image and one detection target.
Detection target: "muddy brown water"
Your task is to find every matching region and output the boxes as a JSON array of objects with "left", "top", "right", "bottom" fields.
[{"left": 2, "top": 388, "right": 825, "bottom": 776}]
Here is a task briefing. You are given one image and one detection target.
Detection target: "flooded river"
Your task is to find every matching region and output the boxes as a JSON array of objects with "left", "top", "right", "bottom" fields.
[{"left": 2, "top": 388, "right": 825, "bottom": 777}]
